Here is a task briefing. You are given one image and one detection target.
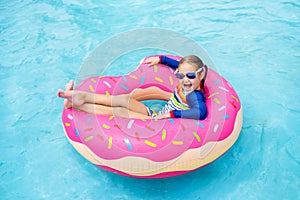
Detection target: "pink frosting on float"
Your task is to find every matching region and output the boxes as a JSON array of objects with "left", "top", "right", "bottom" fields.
[{"left": 62, "top": 55, "right": 241, "bottom": 176}]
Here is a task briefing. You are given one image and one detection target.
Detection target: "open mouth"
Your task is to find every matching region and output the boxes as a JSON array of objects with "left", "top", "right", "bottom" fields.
[{"left": 183, "top": 83, "right": 192, "bottom": 91}]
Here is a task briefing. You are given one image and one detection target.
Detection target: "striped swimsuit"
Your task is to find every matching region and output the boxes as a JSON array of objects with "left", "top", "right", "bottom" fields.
[{"left": 158, "top": 85, "right": 189, "bottom": 115}]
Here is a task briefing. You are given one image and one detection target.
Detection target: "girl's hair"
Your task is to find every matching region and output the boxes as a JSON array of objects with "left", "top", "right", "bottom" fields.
[{"left": 179, "top": 55, "right": 208, "bottom": 94}]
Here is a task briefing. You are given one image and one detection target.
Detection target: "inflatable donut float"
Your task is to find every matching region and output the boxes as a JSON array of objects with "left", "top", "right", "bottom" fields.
[{"left": 61, "top": 55, "right": 243, "bottom": 178}]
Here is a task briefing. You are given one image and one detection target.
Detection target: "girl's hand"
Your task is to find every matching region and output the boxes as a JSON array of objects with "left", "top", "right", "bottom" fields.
[{"left": 144, "top": 56, "right": 160, "bottom": 66}]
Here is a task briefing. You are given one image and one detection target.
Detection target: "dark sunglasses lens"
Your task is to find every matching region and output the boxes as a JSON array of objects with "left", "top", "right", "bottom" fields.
[
  {"left": 175, "top": 72, "right": 185, "bottom": 79},
  {"left": 186, "top": 73, "right": 196, "bottom": 79}
]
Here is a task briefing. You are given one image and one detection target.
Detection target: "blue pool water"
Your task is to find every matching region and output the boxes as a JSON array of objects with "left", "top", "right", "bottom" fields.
[{"left": 1, "top": 0, "right": 299, "bottom": 199}]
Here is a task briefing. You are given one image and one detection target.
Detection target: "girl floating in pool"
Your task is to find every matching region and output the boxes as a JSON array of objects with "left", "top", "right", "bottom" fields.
[{"left": 57, "top": 55, "right": 208, "bottom": 120}]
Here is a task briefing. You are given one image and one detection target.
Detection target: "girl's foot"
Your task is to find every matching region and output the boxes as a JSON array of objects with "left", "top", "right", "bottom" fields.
[
  {"left": 63, "top": 80, "right": 74, "bottom": 108},
  {"left": 58, "top": 90, "right": 86, "bottom": 108},
  {"left": 65, "top": 80, "right": 74, "bottom": 90},
  {"left": 57, "top": 89, "right": 72, "bottom": 108},
  {"left": 57, "top": 80, "right": 86, "bottom": 108}
]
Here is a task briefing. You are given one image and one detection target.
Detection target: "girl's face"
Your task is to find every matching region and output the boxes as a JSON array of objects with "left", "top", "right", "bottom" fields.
[{"left": 177, "top": 62, "right": 202, "bottom": 94}]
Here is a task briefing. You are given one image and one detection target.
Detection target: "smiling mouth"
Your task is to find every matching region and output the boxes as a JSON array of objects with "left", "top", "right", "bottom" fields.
[{"left": 183, "top": 83, "right": 192, "bottom": 90}]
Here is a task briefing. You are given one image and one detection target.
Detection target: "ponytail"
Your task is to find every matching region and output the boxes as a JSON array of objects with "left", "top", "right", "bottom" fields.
[{"left": 200, "top": 64, "right": 208, "bottom": 94}]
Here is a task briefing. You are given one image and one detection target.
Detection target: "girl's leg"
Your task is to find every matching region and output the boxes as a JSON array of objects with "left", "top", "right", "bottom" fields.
[
  {"left": 58, "top": 90, "right": 149, "bottom": 115},
  {"left": 58, "top": 85, "right": 172, "bottom": 115},
  {"left": 76, "top": 103, "right": 151, "bottom": 119},
  {"left": 129, "top": 86, "right": 172, "bottom": 101},
  {"left": 70, "top": 86, "right": 172, "bottom": 106}
]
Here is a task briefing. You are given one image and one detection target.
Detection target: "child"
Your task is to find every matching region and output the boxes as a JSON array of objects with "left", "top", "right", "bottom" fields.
[{"left": 57, "top": 55, "right": 207, "bottom": 120}]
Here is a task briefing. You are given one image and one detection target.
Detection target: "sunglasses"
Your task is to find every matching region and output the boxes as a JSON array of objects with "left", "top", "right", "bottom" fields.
[{"left": 175, "top": 68, "right": 204, "bottom": 80}]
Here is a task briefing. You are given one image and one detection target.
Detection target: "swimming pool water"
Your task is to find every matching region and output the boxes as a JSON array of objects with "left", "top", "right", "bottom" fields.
[{"left": 1, "top": 0, "right": 299, "bottom": 199}]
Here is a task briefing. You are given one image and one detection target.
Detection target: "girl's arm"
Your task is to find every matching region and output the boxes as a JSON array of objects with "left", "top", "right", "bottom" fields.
[
  {"left": 144, "top": 55, "right": 179, "bottom": 70},
  {"left": 159, "top": 55, "right": 179, "bottom": 70}
]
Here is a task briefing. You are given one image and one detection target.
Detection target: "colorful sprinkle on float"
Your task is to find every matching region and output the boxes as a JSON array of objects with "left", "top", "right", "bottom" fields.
[{"left": 61, "top": 55, "right": 243, "bottom": 178}]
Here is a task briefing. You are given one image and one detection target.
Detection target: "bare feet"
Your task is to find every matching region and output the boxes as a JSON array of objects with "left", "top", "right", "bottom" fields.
[
  {"left": 64, "top": 80, "right": 74, "bottom": 108},
  {"left": 65, "top": 80, "right": 74, "bottom": 90},
  {"left": 57, "top": 80, "right": 86, "bottom": 108}
]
